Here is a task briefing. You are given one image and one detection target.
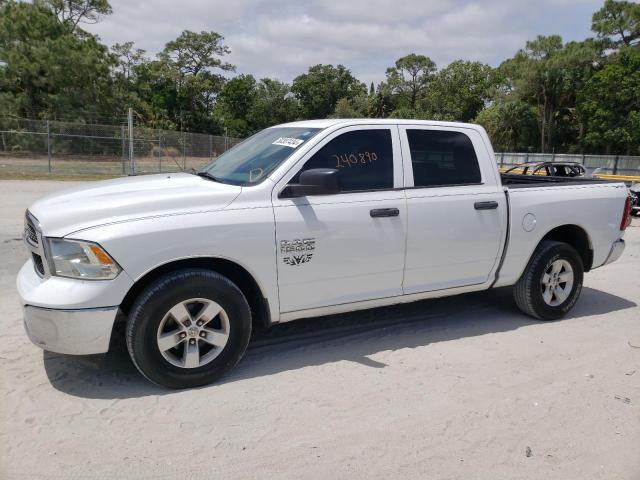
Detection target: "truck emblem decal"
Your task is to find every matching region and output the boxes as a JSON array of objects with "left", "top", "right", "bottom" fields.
[
  {"left": 283, "top": 254, "right": 313, "bottom": 266},
  {"left": 281, "top": 238, "right": 315, "bottom": 266}
]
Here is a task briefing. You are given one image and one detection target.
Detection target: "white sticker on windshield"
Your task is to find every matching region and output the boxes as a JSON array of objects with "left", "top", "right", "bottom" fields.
[{"left": 272, "top": 137, "right": 304, "bottom": 148}]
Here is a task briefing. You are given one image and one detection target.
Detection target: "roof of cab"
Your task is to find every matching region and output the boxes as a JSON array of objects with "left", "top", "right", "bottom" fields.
[{"left": 272, "top": 118, "right": 484, "bottom": 130}]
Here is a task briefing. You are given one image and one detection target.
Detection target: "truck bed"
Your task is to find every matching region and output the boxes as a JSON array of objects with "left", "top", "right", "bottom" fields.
[
  {"left": 501, "top": 173, "right": 618, "bottom": 188},
  {"left": 494, "top": 173, "right": 628, "bottom": 289}
]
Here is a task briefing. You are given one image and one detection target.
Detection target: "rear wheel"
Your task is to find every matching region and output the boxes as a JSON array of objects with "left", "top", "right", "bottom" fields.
[
  {"left": 513, "top": 241, "right": 584, "bottom": 320},
  {"left": 126, "top": 269, "right": 251, "bottom": 388}
]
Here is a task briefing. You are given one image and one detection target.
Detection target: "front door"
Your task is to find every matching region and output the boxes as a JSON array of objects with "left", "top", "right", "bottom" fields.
[{"left": 273, "top": 125, "right": 407, "bottom": 313}]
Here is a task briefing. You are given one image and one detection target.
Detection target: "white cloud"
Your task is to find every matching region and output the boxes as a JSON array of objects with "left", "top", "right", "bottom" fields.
[
  {"left": 313, "top": 0, "right": 456, "bottom": 22},
  {"left": 85, "top": 0, "right": 606, "bottom": 84},
  {"left": 88, "top": 0, "right": 261, "bottom": 54}
]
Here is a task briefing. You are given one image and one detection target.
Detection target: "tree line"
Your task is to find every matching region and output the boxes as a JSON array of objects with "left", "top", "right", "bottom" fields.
[{"left": 1, "top": 0, "right": 639, "bottom": 154}]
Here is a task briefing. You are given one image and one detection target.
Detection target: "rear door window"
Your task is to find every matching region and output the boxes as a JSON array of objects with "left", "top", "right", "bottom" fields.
[{"left": 406, "top": 129, "right": 481, "bottom": 187}]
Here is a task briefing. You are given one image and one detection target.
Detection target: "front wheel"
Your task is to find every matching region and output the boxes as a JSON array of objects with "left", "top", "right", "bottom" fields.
[
  {"left": 126, "top": 269, "right": 252, "bottom": 389},
  {"left": 513, "top": 241, "right": 584, "bottom": 320}
]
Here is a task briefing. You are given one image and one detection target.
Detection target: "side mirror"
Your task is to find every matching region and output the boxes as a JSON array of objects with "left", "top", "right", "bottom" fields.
[{"left": 282, "top": 168, "right": 341, "bottom": 198}]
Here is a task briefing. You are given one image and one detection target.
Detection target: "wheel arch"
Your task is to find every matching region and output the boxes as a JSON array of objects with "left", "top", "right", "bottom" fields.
[
  {"left": 537, "top": 224, "right": 593, "bottom": 272},
  {"left": 119, "top": 257, "right": 272, "bottom": 329}
]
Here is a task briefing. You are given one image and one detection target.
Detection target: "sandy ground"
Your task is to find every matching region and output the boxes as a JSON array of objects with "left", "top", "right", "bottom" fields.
[{"left": 1, "top": 180, "right": 639, "bottom": 480}]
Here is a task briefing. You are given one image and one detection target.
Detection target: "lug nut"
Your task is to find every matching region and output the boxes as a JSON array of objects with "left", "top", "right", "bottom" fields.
[
  {"left": 184, "top": 320, "right": 192, "bottom": 327},
  {"left": 200, "top": 331, "right": 206, "bottom": 338},
  {"left": 179, "top": 332, "right": 187, "bottom": 339},
  {"left": 189, "top": 339, "right": 196, "bottom": 345},
  {"left": 196, "top": 320, "right": 204, "bottom": 327}
]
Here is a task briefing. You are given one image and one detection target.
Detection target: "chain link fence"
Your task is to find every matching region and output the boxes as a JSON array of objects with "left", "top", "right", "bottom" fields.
[
  {"left": 0, "top": 117, "right": 242, "bottom": 177},
  {"left": 1, "top": 116, "right": 639, "bottom": 178},
  {"left": 495, "top": 152, "right": 640, "bottom": 176}
]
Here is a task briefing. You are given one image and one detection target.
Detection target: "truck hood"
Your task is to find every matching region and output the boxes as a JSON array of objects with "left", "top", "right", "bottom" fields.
[{"left": 29, "top": 173, "right": 242, "bottom": 237}]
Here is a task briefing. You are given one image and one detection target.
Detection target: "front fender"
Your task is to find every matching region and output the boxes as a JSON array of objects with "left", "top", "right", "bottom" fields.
[{"left": 71, "top": 207, "right": 280, "bottom": 322}]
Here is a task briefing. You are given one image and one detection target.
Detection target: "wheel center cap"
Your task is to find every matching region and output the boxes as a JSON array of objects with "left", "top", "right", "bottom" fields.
[{"left": 188, "top": 327, "right": 199, "bottom": 337}]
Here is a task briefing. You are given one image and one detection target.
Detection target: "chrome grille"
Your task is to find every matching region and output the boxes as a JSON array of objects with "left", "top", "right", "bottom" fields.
[
  {"left": 32, "top": 253, "right": 45, "bottom": 275},
  {"left": 25, "top": 221, "right": 38, "bottom": 245},
  {"left": 23, "top": 211, "right": 48, "bottom": 278}
]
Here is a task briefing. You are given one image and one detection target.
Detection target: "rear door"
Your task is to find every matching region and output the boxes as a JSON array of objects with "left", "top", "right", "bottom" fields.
[
  {"left": 399, "top": 125, "right": 504, "bottom": 294},
  {"left": 272, "top": 125, "right": 407, "bottom": 313}
]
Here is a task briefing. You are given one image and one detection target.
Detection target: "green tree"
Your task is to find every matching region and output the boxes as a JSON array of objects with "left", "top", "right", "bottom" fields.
[
  {"left": 385, "top": 53, "right": 436, "bottom": 111},
  {"left": 149, "top": 30, "right": 234, "bottom": 132},
  {"left": 551, "top": 39, "right": 603, "bottom": 152},
  {"left": 0, "top": 1, "right": 115, "bottom": 120},
  {"left": 247, "top": 78, "right": 300, "bottom": 130},
  {"left": 106, "top": 41, "right": 155, "bottom": 124},
  {"left": 579, "top": 46, "right": 640, "bottom": 154},
  {"left": 330, "top": 94, "right": 373, "bottom": 118},
  {"left": 592, "top": 0, "right": 640, "bottom": 47},
  {"left": 370, "top": 82, "right": 394, "bottom": 118},
  {"left": 43, "top": 0, "right": 112, "bottom": 31},
  {"left": 476, "top": 101, "right": 539, "bottom": 152},
  {"left": 215, "top": 74, "right": 257, "bottom": 136},
  {"left": 111, "top": 41, "right": 146, "bottom": 79},
  {"left": 500, "top": 36, "right": 599, "bottom": 152},
  {"left": 161, "top": 30, "right": 234, "bottom": 75},
  {"left": 215, "top": 76, "right": 301, "bottom": 135},
  {"left": 292, "top": 64, "right": 366, "bottom": 119},
  {"left": 3, "top": 0, "right": 639, "bottom": 158},
  {"left": 127, "top": 59, "right": 179, "bottom": 130},
  {"left": 423, "top": 60, "right": 499, "bottom": 122}
]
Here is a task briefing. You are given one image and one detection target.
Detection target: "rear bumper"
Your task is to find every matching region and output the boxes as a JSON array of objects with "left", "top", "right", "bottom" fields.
[
  {"left": 602, "top": 239, "right": 625, "bottom": 266},
  {"left": 23, "top": 305, "right": 118, "bottom": 355}
]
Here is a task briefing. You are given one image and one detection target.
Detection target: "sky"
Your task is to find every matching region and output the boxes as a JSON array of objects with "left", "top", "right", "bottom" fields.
[{"left": 86, "top": 0, "right": 608, "bottom": 86}]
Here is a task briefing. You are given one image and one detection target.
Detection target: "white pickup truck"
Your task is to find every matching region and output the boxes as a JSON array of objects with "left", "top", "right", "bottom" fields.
[{"left": 18, "top": 119, "right": 631, "bottom": 388}]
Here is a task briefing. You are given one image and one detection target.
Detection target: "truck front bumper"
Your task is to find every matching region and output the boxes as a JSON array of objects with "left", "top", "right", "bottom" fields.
[
  {"left": 23, "top": 305, "right": 118, "bottom": 354},
  {"left": 17, "top": 259, "right": 133, "bottom": 355}
]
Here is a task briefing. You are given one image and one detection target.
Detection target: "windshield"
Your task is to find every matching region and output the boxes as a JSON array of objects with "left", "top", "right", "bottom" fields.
[{"left": 199, "top": 127, "right": 322, "bottom": 186}]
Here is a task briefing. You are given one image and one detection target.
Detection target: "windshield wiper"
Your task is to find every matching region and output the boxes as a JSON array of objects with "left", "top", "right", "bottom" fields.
[{"left": 197, "top": 171, "right": 222, "bottom": 183}]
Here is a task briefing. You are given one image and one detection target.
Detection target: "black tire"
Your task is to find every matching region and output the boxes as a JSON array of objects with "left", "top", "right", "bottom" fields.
[
  {"left": 126, "top": 269, "right": 251, "bottom": 389},
  {"left": 513, "top": 240, "right": 584, "bottom": 321}
]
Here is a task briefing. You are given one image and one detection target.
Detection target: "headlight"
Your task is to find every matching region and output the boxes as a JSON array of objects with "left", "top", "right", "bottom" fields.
[{"left": 46, "top": 238, "right": 121, "bottom": 280}]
